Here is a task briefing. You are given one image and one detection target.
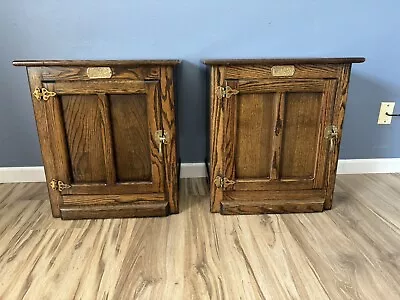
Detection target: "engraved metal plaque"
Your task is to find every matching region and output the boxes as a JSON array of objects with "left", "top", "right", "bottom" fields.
[
  {"left": 87, "top": 67, "right": 112, "bottom": 79},
  {"left": 271, "top": 65, "right": 295, "bottom": 77}
]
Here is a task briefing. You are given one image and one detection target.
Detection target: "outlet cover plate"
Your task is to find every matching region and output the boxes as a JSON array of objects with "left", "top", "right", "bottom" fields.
[{"left": 378, "top": 102, "right": 396, "bottom": 125}]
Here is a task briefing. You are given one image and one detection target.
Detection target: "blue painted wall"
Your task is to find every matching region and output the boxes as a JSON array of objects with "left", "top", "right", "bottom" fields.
[{"left": 1, "top": 0, "right": 399, "bottom": 166}]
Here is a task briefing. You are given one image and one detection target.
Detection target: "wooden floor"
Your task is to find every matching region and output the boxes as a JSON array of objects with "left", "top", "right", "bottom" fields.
[{"left": 0, "top": 174, "right": 399, "bottom": 300}]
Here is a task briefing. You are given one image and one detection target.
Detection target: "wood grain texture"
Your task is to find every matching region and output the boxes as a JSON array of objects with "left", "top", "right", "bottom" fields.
[
  {"left": 63, "top": 193, "right": 165, "bottom": 205},
  {"left": 210, "top": 66, "right": 225, "bottom": 212},
  {"left": 235, "top": 92, "right": 274, "bottom": 179},
  {"left": 160, "top": 67, "right": 179, "bottom": 213},
  {"left": 221, "top": 199, "right": 324, "bottom": 214},
  {"left": 110, "top": 94, "right": 152, "bottom": 182},
  {"left": 60, "top": 202, "right": 169, "bottom": 219},
  {"left": 280, "top": 92, "right": 323, "bottom": 179},
  {"left": 270, "top": 92, "right": 285, "bottom": 180},
  {"left": 1, "top": 174, "right": 399, "bottom": 299},
  {"left": 61, "top": 182, "right": 160, "bottom": 195},
  {"left": 222, "top": 80, "right": 238, "bottom": 190},
  {"left": 26, "top": 68, "right": 61, "bottom": 217},
  {"left": 62, "top": 94, "right": 107, "bottom": 183},
  {"left": 324, "top": 65, "right": 351, "bottom": 209},
  {"left": 203, "top": 57, "right": 366, "bottom": 65},
  {"left": 54, "top": 79, "right": 146, "bottom": 94},
  {"left": 38, "top": 66, "right": 160, "bottom": 81},
  {"left": 42, "top": 82, "right": 72, "bottom": 187},
  {"left": 225, "top": 64, "right": 340, "bottom": 79},
  {"left": 98, "top": 93, "right": 117, "bottom": 185},
  {"left": 146, "top": 81, "right": 165, "bottom": 193},
  {"left": 239, "top": 79, "right": 326, "bottom": 93}
]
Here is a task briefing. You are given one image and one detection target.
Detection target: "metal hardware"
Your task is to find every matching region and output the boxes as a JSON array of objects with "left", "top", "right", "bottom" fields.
[
  {"left": 325, "top": 125, "right": 338, "bottom": 152},
  {"left": 33, "top": 88, "right": 57, "bottom": 101},
  {"left": 214, "top": 175, "right": 236, "bottom": 189},
  {"left": 155, "top": 130, "right": 168, "bottom": 154},
  {"left": 271, "top": 65, "right": 295, "bottom": 77},
  {"left": 216, "top": 85, "right": 239, "bottom": 99},
  {"left": 87, "top": 67, "right": 113, "bottom": 79},
  {"left": 49, "top": 179, "right": 71, "bottom": 192}
]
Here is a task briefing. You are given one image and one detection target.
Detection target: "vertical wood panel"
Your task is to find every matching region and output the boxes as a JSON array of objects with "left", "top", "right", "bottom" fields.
[
  {"left": 146, "top": 81, "right": 165, "bottom": 193},
  {"left": 110, "top": 94, "right": 152, "bottom": 182},
  {"left": 235, "top": 93, "right": 274, "bottom": 179},
  {"left": 43, "top": 83, "right": 72, "bottom": 199},
  {"left": 325, "top": 65, "right": 351, "bottom": 209},
  {"left": 270, "top": 92, "right": 286, "bottom": 180},
  {"left": 223, "top": 80, "right": 238, "bottom": 190},
  {"left": 98, "top": 93, "right": 116, "bottom": 185},
  {"left": 62, "top": 95, "right": 107, "bottom": 183},
  {"left": 313, "top": 80, "right": 337, "bottom": 189},
  {"left": 281, "top": 92, "right": 323, "bottom": 179},
  {"left": 26, "top": 68, "right": 61, "bottom": 217},
  {"left": 210, "top": 66, "right": 225, "bottom": 212},
  {"left": 160, "top": 67, "right": 179, "bottom": 213}
]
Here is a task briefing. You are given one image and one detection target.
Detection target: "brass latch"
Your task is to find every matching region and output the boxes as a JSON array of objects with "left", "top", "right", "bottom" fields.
[
  {"left": 33, "top": 88, "right": 57, "bottom": 101},
  {"left": 216, "top": 85, "right": 239, "bottom": 99},
  {"left": 49, "top": 179, "right": 71, "bottom": 192},
  {"left": 214, "top": 175, "right": 235, "bottom": 189},
  {"left": 325, "top": 125, "right": 338, "bottom": 152},
  {"left": 155, "top": 130, "right": 168, "bottom": 154}
]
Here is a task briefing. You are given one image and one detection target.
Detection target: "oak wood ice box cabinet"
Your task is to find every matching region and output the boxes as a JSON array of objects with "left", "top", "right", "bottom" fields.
[
  {"left": 13, "top": 60, "right": 180, "bottom": 219},
  {"left": 204, "top": 58, "right": 365, "bottom": 215}
]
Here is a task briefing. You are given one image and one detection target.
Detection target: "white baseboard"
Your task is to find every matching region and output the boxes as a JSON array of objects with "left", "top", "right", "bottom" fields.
[
  {"left": 0, "top": 166, "right": 46, "bottom": 183},
  {"left": 0, "top": 159, "right": 399, "bottom": 183},
  {"left": 180, "top": 163, "right": 208, "bottom": 178},
  {"left": 336, "top": 158, "right": 400, "bottom": 174}
]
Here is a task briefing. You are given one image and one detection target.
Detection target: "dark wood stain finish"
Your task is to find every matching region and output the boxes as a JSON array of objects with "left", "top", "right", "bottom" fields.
[
  {"left": 205, "top": 57, "right": 364, "bottom": 214},
  {"left": 15, "top": 60, "right": 180, "bottom": 218}
]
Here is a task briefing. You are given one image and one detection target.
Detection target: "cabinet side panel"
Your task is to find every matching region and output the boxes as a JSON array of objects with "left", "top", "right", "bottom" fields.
[
  {"left": 325, "top": 65, "right": 352, "bottom": 209},
  {"left": 110, "top": 94, "right": 152, "bottom": 182},
  {"left": 27, "top": 68, "right": 61, "bottom": 217},
  {"left": 281, "top": 92, "right": 323, "bottom": 179},
  {"left": 62, "top": 95, "right": 107, "bottom": 183}
]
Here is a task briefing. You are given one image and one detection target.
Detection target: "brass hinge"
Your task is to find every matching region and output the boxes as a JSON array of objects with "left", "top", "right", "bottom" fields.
[
  {"left": 49, "top": 179, "right": 71, "bottom": 192},
  {"left": 214, "top": 175, "right": 235, "bottom": 189},
  {"left": 33, "top": 88, "right": 57, "bottom": 101},
  {"left": 216, "top": 85, "right": 239, "bottom": 100},
  {"left": 155, "top": 130, "right": 168, "bottom": 154},
  {"left": 325, "top": 125, "right": 338, "bottom": 152}
]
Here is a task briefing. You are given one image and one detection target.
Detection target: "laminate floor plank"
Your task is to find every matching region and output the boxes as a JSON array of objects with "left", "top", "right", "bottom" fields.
[{"left": 0, "top": 174, "right": 399, "bottom": 299}]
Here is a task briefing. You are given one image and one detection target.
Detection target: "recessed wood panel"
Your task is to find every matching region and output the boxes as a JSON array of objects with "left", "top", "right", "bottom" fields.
[
  {"left": 281, "top": 92, "right": 323, "bottom": 179},
  {"left": 61, "top": 95, "right": 106, "bottom": 183},
  {"left": 110, "top": 94, "right": 152, "bottom": 182},
  {"left": 235, "top": 93, "right": 275, "bottom": 178}
]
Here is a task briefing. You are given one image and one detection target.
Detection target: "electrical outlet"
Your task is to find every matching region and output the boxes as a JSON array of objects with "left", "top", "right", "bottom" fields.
[{"left": 378, "top": 102, "right": 396, "bottom": 125}]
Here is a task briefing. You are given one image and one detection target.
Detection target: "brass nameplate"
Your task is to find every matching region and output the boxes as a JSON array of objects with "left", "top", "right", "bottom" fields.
[
  {"left": 271, "top": 65, "right": 295, "bottom": 77},
  {"left": 87, "top": 67, "right": 112, "bottom": 79}
]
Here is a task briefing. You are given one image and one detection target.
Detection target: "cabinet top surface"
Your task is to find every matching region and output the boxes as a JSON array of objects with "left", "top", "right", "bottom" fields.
[
  {"left": 13, "top": 59, "right": 181, "bottom": 67},
  {"left": 203, "top": 57, "right": 365, "bottom": 66}
]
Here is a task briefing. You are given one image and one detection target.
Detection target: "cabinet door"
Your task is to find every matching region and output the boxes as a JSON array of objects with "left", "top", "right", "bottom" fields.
[
  {"left": 222, "top": 79, "right": 337, "bottom": 192},
  {"left": 41, "top": 79, "right": 165, "bottom": 203}
]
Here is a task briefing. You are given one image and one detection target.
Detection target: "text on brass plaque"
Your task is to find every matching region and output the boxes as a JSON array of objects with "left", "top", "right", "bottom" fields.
[
  {"left": 271, "top": 65, "right": 295, "bottom": 77},
  {"left": 87, "top": 67, "right": 113, "bottom": 79}
]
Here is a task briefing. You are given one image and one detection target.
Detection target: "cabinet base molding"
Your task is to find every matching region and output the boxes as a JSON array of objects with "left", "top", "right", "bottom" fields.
[
  {"left": 60, "top": 201, "right": 169, "bottom": 220},
  {"left": 221, "top": 199, "right": 324, "bottom": 215}
]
